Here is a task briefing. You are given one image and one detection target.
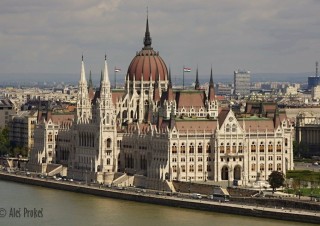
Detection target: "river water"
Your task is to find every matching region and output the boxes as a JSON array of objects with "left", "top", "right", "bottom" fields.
[{"left": 0, "top": 180, "right": 317, "bottom": 226}]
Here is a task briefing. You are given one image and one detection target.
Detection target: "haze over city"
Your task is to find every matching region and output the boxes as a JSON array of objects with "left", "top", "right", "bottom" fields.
[{"left": 0, "top": 0, "right": 319, "bottom": 83}]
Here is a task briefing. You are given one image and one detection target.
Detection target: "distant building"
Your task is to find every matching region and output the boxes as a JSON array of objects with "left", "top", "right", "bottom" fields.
[
  {"left": 0, "top": 99, "right": 15, "bottom": 128},
  {"left": 311, "top": 85, "right": 320, "bottom": 100},
  {"left": 296, "top": 112, "right": 320, "bottom": 157},
  {"left": 285, "top": 86, "right": 298, "bottom": 96},
  {"left": 307, "top": 62, "right": 319, "bottom": 90},
  {"left": 217, "top": 84, "right": 233, "bottom": 96},
  {"left": 234, "top": 70, "right": 251, "bottom": 96},
  {"left": 8, "top": 111, "right": 38, "bottom": 154}
]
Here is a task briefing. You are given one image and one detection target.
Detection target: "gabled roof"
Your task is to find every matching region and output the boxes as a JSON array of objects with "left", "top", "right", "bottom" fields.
[{"left": 175, "top": 90, "right": 206, "bottom": 110}]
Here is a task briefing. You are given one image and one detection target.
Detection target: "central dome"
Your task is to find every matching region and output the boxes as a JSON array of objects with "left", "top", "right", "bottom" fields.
[{"left": 127, "top": 17, "right": 168, "bottom": 82}]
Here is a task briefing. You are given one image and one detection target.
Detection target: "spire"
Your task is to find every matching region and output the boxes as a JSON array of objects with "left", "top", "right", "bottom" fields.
[
  {"left": 88, "top": 71, "right": 93, "bottom": 88},
  {"left": 195, "top": 66, "right": 200, "bottom": 90},
  {"left": 80, "top": 55, "right": 86, "bottom": 82},
  {"left": 143, "top": 12, "right": 152, "bottom": 49},
  {"left": 153, "top": 68, "right": 161, "bottom": 102},
  {"left": 208, "top": 66, "right": 216, "bottom": 101},
  {"left": 102, "top": 54, "right": 110, "bottom": 84},
  {"left": 168, "top": 67, "right": 172, "bottom": 88},
  {"left": 167, "top": 67, "right": 174, "bottom": 101},
  {"left": 209, "top": 66, "right": 214, "bottom": 87}
]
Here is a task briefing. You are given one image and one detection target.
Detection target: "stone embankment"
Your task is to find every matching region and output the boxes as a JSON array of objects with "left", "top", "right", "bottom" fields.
[{"left": 0, "top": 172, "right": 319, "bottom": 224}]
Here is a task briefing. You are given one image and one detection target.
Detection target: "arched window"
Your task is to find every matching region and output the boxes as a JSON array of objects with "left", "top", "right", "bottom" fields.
[
  {"left": 206, "top": 143, "right": 211, "bottom": 153},
  {"left": 232, "top": 124, "right": 236, "bottom": 132},
  {"left": 276, "top": 142, "right": 281, "bottom": 152},
  {"left": 189, "top": 165, "right": 194, "bottom": 172},
  {"left": 260, "top": 163, "right": 265, "bottom": 171},
  {"left": 197, "top": 143, "right": 202, "bottom": 154},
  {"left": 189, "top": 143, "right": 194, "bottom": 154},
  {"left": 180, "top": 143, "right": 186, "bottom": 154},
  {"left": 232, "top": 142, "right": 236, "bottom": 153},
  {"left": 226, "top": 124, "right": 230, "bottom": 132},
  {"left": 48, "top": 132, "right": 53, "bottom": 142},
  {"left": 251, "top": 142, "right": 256, "bottom": 153},
  {"left": 268, "top": 141, "right": 273, "bottom": 152},
  {"left": 238, "top": 142, "right": 243, "bottom": 153},
  {"left": 172, "top": 165, "right": 177, "bottom": 173},
  {"left": 259, "top": 142, "right": 264, "bottom": 152},
  {"left": 107, "top": 138, "right": 112, "bottom": 148},
  {"left": 251, "top": 163, "right": 256, "bottom": 171},
  {"left": 277, "top": 163, "right": 281, "bottom": 171},
  {"left": 268, "top": 163, "right": 273, "bottom": 171},
  {"left": 172, "top": 143, "right": 177, "bottom": 154},
  {"left": 107, "top": 158, "right": 110, "bottom": 165},
  {"left": 220, "top": 143, "right": 224, "bottom": 154},
  {"left": 181, "top": 165, "right": 186, "bottom": 172},
  {"left": 198, "top": 164, "right": 203, "bottom": 172}
]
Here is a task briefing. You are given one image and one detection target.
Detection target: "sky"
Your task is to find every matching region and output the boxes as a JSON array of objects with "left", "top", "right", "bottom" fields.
[{"left": 0, "top": 0, "right": 319, "bottom": 82}]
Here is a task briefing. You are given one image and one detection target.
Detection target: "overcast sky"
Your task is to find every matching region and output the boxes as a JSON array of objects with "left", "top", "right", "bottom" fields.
[{"left": 0, "top": 0, "right": 319, "bottom": 80}]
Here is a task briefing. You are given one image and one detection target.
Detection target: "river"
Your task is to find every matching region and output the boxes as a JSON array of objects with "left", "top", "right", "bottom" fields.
[{"left": 0, "top": 180, "right": 317, "bottom": 226}]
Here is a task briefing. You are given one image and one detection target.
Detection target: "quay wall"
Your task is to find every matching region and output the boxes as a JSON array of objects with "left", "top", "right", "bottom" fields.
[{"left": 0, "top": 173, "right": 319, "bottom": 224}]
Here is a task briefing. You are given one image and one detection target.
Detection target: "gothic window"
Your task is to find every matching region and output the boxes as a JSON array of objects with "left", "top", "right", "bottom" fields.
[
  {"left": 259, "top": 142, "right": 264, "bottom": 153},
  {"left": 276, "top": 141, "right": 281, "bottom": 152},
  {"left": 238, "top": 142, "right": 243, "bottom": 153},
  {"left": 268, "top": 141, "right": 273, "bottom": 152},
  {"left": 206, "top": 143, "right": 211, "bottom": 153},
  {"left": 107, "top": 158, "right": 110, "bottom": 165},
  {"left": 172, "top": 143, "right": 177, "bottom": 154},
  {"left": 189, "top": 165, "right": 194, "bottom": 172},
  {"left": 181, "top": 165, "right": 186, "bottom": 172},
  {"left": 220, "top": 143, "right": 224, "bottom": 154},
  {"left": 232, "top": 142, "right": 236, "bottom": 153},
  {"left": 251, "top": 163, "right": 256, "bottom": 171},
  {"left": 106, "top": 138, "right": 112, "bottom": 148},
  {"left": 226, "top": 124, "right": 230, "bottom": 132},
  {"left": 198, "top": 165, "right": 203, "bottom": 172},
  {"left": 207, "top": 165, "right": 211, "bottom": 172},
  {"left": 180, "top": 143, "right": 186, "bottom": 154},
  {"left": 232, "top": 124, "right": 236, "bottom": 132},
  {"left": 197, "top": 143, "right": 202, "bottom": 154},
  {"left": 189, "top": 143, "right": 194, "bottom": 154},
  {"left": 226, "top": 143, "right": 230, "bottom": 154},
  {"left": 172, "top": 165, "right": 177, "bottom": 173},
  {"left": 251, "top": 142, "right": 256, "bottom": 153},
  {"left": 48, "top": 132, "right": 53, "bottom": 142},
  {"left": 260, "top": 163, "right": 265, "bottom": 171},
  {"left": 268, "top": 163, "right": 273, "bottom": 171},
  {"left": 277, "top": 163, "right": 281, "bottom": 171}
]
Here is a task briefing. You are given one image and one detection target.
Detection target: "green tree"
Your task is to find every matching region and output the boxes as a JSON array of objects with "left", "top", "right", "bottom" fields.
[{"left": 268, "top": 171, "right": 285, "bottom": 192}]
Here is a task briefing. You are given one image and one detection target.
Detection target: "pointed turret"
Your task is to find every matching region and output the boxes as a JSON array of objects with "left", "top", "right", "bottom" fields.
[
  {"left": 208, "top": 66, "right": 216, "bottom": 101},
  {"left": 167, "top": 67, "right": 174, "bottom": 101},
  {"left": 153, "top": 69, "right": 161, "bottom": 102},
  {"left": 195, "top": 66, "right": 200, "bottom": 90},
  {"left": 102, "top": 54, "right": 110, "bottom": 85},
  {"left": 143, "top": 13, "right": 152, "bottom": 49},
  {"left": 88, "top": 71, "right": 94, "bottom": 100},
  {"left": 80, "top": 55, "right": 86, "bottom": 82}
]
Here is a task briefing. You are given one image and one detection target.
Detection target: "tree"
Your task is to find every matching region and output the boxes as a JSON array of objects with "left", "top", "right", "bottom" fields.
[{"left": 268, "top": 171, "right": 285, "bottom": 192}]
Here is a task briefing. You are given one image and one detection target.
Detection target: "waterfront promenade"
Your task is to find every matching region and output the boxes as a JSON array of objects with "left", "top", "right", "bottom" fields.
[{"left": 0, "top": 171, "right": 319, "bottom": 224}]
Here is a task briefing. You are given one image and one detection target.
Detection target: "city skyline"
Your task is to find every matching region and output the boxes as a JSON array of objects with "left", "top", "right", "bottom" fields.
[{"left": 0, "top": 0, "right": 319, "bottom": 79}]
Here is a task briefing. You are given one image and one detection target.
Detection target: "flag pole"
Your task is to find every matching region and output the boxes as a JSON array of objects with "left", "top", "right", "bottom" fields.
[{"left": 183, "top": 65, "right": 185, "bottom": 90}]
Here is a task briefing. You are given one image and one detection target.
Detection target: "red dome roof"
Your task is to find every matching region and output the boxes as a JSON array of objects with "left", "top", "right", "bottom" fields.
[
  {"left": 127, "top": 17, "right": 168, "bottom": 82},
  {"left": 127, "top": 49, "right": 168, "bottom": 82}
]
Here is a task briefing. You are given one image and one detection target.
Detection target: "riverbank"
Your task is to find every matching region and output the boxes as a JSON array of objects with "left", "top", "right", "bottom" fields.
[{"left": 0, "top": 172, "right": 319, "bottom": 224}]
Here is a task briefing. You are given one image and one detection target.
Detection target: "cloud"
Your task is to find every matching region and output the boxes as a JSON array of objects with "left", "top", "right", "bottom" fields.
[{"left": 0, "top": 0, "right": 319, "bottom": 81}]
